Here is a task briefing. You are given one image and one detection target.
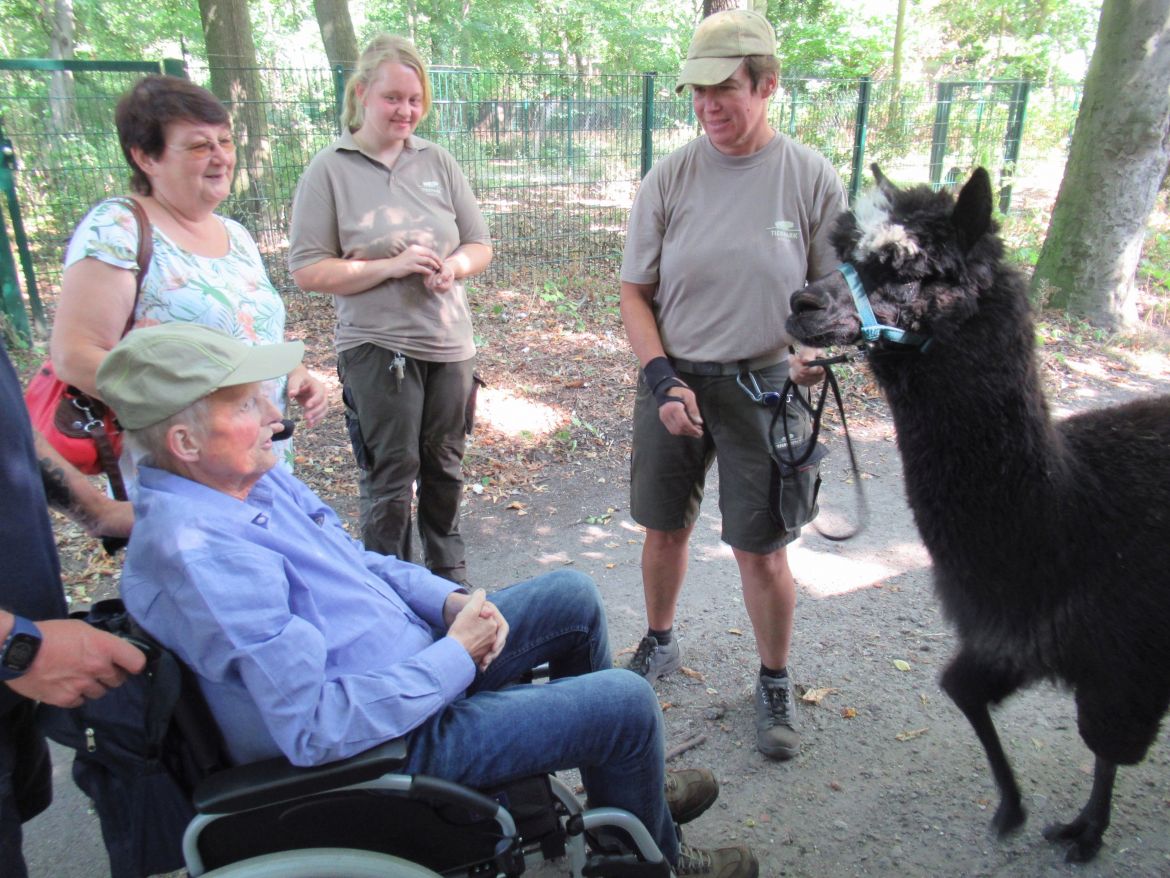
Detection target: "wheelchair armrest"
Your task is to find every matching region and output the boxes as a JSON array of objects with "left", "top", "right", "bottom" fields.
[{"left": 192, "top": 737, "right": 410, "bottom": 814}]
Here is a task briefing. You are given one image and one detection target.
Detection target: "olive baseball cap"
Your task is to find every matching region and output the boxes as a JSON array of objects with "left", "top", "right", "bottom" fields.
[
  {"left": 676, "top": 9, "right": 776, "bottom": 93},
  {"left": 97, "top": 323, "right": 305, "bottom": 429}
]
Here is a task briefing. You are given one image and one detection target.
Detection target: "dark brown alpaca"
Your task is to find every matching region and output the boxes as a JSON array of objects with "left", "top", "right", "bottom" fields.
[{"left": 787, "top": 166, "right": 1170, "bottom": 862}]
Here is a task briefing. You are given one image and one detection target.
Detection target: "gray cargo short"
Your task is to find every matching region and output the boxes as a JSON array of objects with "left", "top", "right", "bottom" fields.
[{"left": 630, "top": 359, "right": 807, "bottom": 554}]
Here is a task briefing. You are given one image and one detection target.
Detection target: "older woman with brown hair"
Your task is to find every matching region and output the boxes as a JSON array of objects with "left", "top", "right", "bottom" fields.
[
  {"left": 51, "top": 75, "right": 326, "bottom": 467},
  {"left": 289, "top": 35, "right": 491, "bottom": 583}
]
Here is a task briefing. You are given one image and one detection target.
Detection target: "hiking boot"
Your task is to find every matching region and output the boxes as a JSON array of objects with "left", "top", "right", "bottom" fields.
[
  {"left": 674, "top": 842, "right": 759, "bottom": 877},
  {"left": 665, "top": 768, "right": 719, "bottom": 824},
  {"left": 620, "top": 635, "right": 681, "bottom": 683},
  {"left": 755, "top": 673, "right": 800, "bottom": 760}
]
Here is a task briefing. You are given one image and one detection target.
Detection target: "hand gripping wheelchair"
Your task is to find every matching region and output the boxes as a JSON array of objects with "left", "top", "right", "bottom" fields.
[{"left": 39, "top": 600, "right": 675, "bottom": 878}]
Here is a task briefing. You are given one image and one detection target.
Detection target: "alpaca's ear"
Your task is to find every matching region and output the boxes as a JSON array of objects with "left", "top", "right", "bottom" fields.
[
  {"left": 871, "top": 164, "right": 897, "bottom": 200},
  {"left": 953, "top": 167, "right": 993, "bottom": 250}
]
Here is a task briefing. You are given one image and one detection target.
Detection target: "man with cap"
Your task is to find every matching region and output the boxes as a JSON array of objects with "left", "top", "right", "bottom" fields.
[
  {"left": 618, "top": 8, "right": 846, "bottom": 761},
  {"left": 101, "top": 323, "right": 759, "bottom": 877}
]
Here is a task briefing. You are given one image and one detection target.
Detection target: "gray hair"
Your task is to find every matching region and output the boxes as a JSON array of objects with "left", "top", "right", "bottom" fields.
[{"left": 124, "top": 396, "right": 211, "bottom": 469}]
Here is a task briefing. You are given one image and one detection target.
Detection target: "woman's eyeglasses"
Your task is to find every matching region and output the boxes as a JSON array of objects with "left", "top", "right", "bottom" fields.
[{"left": 169, "top": 136, "right": 236, "bottom": 159}]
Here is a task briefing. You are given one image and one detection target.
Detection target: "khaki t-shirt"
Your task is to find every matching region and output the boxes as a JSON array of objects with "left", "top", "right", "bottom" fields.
[
  {"left": 289, "top": 132, "right": 491, "bottom": 361},
  {"left": 621, "top": 133, "right": 846, "bottom": 363}
]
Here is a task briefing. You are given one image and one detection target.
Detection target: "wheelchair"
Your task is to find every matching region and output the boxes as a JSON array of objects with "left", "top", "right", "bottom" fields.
[
  {"left": 184, "top": 733, "right": 674, "bottom": 877},
  {"left": 41, "top": 599, "right": 677, "bottom": 878}
]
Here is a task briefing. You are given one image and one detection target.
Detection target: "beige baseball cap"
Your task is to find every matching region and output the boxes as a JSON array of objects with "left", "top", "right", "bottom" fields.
[
  {"left": 97, "top": 323, "right": 304, "bottom": 429},
  {"left": 676, "top": 9, "right": 777, "bottom": 93}
]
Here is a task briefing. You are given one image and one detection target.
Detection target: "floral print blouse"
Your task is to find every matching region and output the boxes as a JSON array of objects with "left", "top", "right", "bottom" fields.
[{"left": 65, "top": 198, "right": 295, "bottom": 466}]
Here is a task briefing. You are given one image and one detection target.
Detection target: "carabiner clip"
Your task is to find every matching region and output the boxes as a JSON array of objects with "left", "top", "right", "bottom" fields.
[{"left": 736, "top": 370, "right": 781, "bottom": 407}]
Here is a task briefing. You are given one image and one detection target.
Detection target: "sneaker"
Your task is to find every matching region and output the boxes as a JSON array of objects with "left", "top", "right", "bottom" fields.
[
  {"left": 664, "top": 768, "right": 718, "bottom": 824},
  {"left": 755, "top": 673, "right": 800, "bottom": 760},
  {"left": 620, "top": 635, "right": 681, "bottom": 682},
  {"left": 674, "top": 842, "right": 759, "bottom": 877}
]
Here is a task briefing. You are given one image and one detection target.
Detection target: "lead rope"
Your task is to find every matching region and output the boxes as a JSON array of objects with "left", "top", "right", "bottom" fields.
[{"left": 773, "top": 354, "right": 869, "bottom": 541}]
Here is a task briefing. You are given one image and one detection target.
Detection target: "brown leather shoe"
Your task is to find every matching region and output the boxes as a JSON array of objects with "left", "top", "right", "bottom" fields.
[
  {"left": 664, "top": 767, "right": 719, "bottom": 824},
  {"left": 674, "top": 842, "right": 759, "bottom": 877}
]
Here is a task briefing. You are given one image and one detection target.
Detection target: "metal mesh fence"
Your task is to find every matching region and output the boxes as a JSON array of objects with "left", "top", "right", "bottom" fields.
[{"left": 1, "top": 59, "right": 1081, "bottom": 328}]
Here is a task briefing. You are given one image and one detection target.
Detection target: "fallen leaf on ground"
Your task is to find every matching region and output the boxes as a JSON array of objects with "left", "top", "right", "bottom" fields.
[
  {"left": 801, "top": 687, "right": 839, "bottom": 705},
  {"left": 727, "top": 627, "right": 743, "bottom": 636},
  {"left": 680, "top": 666, "right": 705, "bottom": 680},
  {"left": 841, "top": 707, "right": 857, "bottom": 719},
  {"left": 892, "top": 659, "right": 912, "bottom": 671},
  {"left": 895, "top": 728, "right": 929, "bottom": 741}
]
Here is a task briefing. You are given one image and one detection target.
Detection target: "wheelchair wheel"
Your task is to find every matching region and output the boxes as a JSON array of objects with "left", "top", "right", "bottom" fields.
[{"left": 200, "top": 847, "right": 443, "bottom": 877}]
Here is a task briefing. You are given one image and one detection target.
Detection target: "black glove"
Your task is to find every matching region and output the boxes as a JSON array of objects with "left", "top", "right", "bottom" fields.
[{"left": 643, "top": 357, "right": 688, "bottom": 408}]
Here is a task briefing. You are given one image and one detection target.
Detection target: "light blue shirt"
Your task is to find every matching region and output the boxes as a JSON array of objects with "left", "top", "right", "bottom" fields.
[{"left": 121, "top": 465, "right": 473, "bottom": 766}]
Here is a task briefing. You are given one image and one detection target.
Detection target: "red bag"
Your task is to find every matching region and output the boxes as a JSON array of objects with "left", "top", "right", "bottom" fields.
[
  {"left": 24, "top": 196, "right": 152, "bottom": 482},
  {"left": 24, "top": 363, "right": 124, "bottom": 476}
]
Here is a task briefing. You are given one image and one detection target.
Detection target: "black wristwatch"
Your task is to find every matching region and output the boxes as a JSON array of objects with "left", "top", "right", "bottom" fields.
[{"left": 0, "top": 616, "right": 42, "bottom": 681}]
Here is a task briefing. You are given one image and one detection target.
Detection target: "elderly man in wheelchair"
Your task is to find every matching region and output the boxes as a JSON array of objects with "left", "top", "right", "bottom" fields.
[{"left": 91, "top": 324, "right": 759, "bottom": 878}]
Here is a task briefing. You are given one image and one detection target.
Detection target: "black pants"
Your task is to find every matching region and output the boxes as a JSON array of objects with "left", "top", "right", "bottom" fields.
[
  {"left": 0, "top": 701, "right": 52, "bottom": 878},
  {"left": 338, "top": 344, "right": 474, "bottom": 577}
]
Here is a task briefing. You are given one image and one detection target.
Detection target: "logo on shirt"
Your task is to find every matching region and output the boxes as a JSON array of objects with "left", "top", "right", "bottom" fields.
[
  {"left": 768, "top": 220, "right": 799, "bottom": 241},
  {"left": 420, "top": 180, "right": 444, "bottom": 197}
]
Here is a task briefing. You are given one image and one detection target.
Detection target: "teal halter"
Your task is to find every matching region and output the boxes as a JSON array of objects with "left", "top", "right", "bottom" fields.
[{"left": 838, "top": 263, "right": 932, "bottom": 350}]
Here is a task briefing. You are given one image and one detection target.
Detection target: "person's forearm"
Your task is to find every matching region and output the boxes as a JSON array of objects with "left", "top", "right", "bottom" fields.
[
  {"left": 292, "top": 257, "right": 394, "bottom": 297},
  {"left": 619, "top": 281, "right": 667, "bottom": 366},
  {"left": 445, "top": 242, "right": 492, "bottom": 280},
  {"left": 34, "top": 430, "right": 133, "bottom": 537}
]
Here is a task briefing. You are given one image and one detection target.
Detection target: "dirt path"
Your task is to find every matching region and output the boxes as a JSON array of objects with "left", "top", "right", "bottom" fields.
[{"left": 24, "top": 303, "right": 1170, "bottom": 877}]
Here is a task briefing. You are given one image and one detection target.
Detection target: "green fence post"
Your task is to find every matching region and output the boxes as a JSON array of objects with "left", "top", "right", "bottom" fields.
[
  {"left": 0, "top": 122, "right": 42, "bottom": 335},
  {"left": 567, "top": 95, "right": 574, "bottom": 169},
  {"left": 849, "top": 76, "right": 872, "bottom": 204},
  {"left": 640, "top": 72, "right": 656, "bottom": 179},
  {"left": 0, "top": 203, "right": 30, "bottom": 343},
  {"left": 162, "top": 57, "right": 188, "bottom": 78},
  {"left": 333, "top": 65, "right": 348, "bottom": 134},
  {"left": 998, "top": 80, "right": 1030, "bottom": 214},
  {"left": 929, "top": 82, "right": 955, "bottom": 189}
]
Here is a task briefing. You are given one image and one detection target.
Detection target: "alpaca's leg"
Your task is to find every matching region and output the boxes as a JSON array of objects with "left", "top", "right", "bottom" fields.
[
  {"left": 940, "top": 652, "right": 1026, "bottom": 836},
  {"left": 1042, "top": 756, "right": 1116, "bottom": 862}
]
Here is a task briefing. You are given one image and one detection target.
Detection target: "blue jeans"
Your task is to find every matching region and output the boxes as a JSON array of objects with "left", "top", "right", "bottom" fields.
[{"left": 403, "top": 570, "right": 678, "bottom": 864}]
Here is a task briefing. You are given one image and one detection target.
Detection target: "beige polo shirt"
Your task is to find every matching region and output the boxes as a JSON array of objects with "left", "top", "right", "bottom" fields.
[
  {"left": 621, "top": 132, "right": 846, "bottom": 363},
  {"left": 289, "top": 131, "right": 491, "bottom": 361}
]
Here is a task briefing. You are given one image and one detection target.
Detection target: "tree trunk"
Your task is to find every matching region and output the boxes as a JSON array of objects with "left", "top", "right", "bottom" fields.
[
  {"left": 313, "top": 0, "right": 359, "bottom": 69},
  {"left": 46, "top": 0, "right": 80, "bottom": 135},
  {"left": 197, "top": 0, "right": 270, "bottom": 228},
  {"left": 1031, "top": 0, "right": 1170, "bottom": 328},
  {"left": 891, "top": 0, "right": 907, "bottom": 93},
  {"left": 703, "top": 0, "right": 742, "bottom": 16}
]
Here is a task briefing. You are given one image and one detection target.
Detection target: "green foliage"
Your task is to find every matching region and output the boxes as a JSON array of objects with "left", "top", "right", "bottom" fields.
[
  {"left": 929, "top": 0, "right": 1101, "bottom": 82},
  {"left": 764, "top": 0, "right": 891, "bottom": 78}
]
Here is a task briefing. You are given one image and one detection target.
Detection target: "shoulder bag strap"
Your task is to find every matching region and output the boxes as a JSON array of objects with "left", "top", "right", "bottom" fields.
[{"left": 112, "top": 196, "right": 154, "bottom": 338}]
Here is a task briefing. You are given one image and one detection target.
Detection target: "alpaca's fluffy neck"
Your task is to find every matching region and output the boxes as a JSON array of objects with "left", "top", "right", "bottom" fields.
[{"left": 871, "top": 274, "right": 1064, "bottom": 585}]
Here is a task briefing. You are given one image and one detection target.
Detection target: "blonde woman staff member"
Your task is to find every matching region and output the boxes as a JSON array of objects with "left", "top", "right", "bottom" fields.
[
  {"left": 618, "top": 10, "right": 846, "bottom": 760},
  {"left": 51, "top": 75, "right": 327, "bottom": 468},
  {"left": 289, "top": 35, "right": 491, "bottom": 583}
]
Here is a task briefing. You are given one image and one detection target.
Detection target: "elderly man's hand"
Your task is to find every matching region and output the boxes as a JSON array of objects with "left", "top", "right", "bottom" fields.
[{"left": 446, "top": 590, "right": 506, "bottom": 670}]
